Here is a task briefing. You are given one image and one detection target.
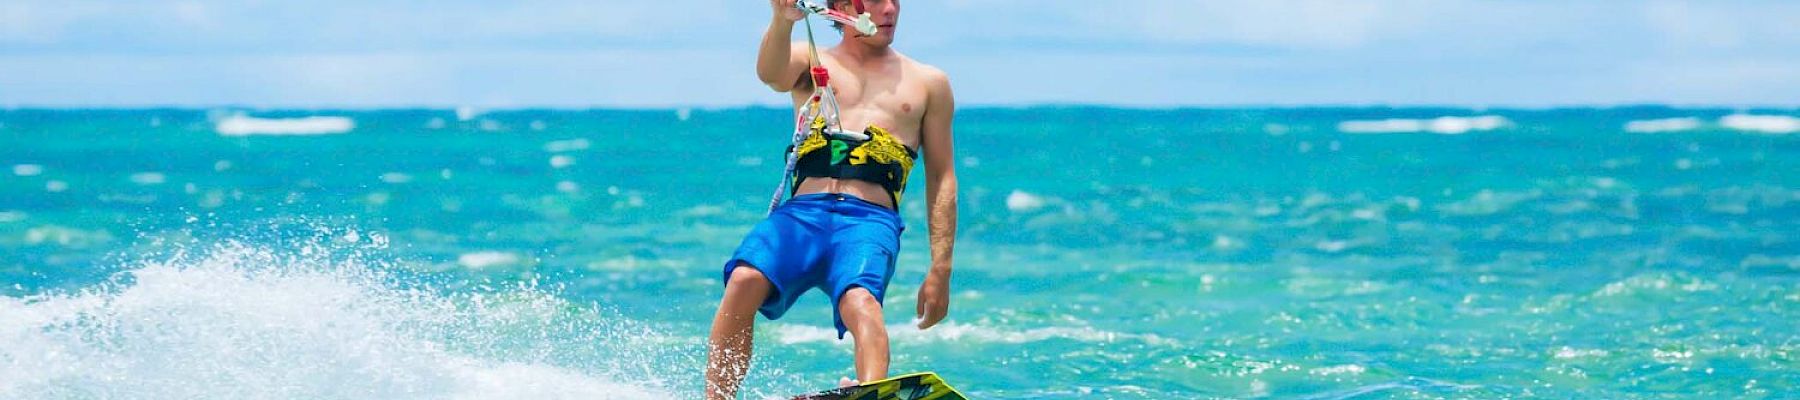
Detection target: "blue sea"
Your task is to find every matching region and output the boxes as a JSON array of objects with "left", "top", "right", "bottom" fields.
[{"left": 2, "top": 107, "right": 1796, "bottom": 399}]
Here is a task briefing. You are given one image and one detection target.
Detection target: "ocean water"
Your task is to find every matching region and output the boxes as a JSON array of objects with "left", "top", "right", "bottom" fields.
[{"left": 1, "top": 107, "right": 1797, "bottom": 399}]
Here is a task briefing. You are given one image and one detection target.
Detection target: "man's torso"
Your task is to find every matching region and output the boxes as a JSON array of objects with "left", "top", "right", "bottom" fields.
[{"left": 788, "top": 48, "right": 937, "bottom": 209}]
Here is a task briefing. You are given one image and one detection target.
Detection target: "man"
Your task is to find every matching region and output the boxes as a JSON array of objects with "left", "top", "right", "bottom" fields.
[{"left": 704, "top": 0, "right": 958, "bottom": 398}]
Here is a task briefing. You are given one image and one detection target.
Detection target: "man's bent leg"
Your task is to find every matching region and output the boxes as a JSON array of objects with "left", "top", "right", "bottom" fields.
[
  {"left": 838, "top": 287, "right": 890, "bottom": 383},
  {"left": 708, "top": 264, "right": 772, "bottom": 400}
]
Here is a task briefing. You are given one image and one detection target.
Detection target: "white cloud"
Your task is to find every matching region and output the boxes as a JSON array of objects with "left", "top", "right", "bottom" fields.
[
  {"left": 3, "top": 0, "right": 1799, "bottom": 106},
  {"left": 0, "top": 0, "right": 745, "bottom": 51},
  {"left": 0, "top": 2, "right": 107, "bottom": 44},
  {"left": 169, "top": 0, "right": 217, "bottom": 29},
  {"left": 1642, "top": 1, "right": 1800, "bottom": 51},
  {"left": 0, "top": 50, "right": 773, "bottom": 108},
  {"left": 1138, "top": 0, "right": 1390, "bottom": 48},
  {"left": 1617, "top": 59, "right": 1800, "bottom": 105}
]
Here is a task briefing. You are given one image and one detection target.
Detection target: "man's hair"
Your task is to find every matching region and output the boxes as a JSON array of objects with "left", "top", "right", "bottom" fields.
[{"left": 825, "top": 0, "right": 852, "bottom": 32}]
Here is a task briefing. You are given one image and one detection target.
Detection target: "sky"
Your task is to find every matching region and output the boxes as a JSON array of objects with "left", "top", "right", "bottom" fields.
[{"left": 1, "top": 0, "right": 1798, "bottom": 108}]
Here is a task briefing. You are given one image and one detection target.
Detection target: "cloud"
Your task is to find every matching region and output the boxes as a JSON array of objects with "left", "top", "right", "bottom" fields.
[
  {"left": 1617, "top": 59, "right": 1800, "bottom": 105},
  {"left": 3, "top": 0, "right": 1799, "bottom": 106},
  {"left": 0, "top": 0, "right": 746, "bottom": 52},
  {"left": 1137, "top": 0, "right": 1390, "bottom": 49},
  {"left": 0, "top": 50, "right": 772, "bottom": 107},
  {"left": 0, "top": 2, "right": 108, "bottom": 45},
  {"left": 1642, "top": 1, "right": 1800, "bottom": 51}
]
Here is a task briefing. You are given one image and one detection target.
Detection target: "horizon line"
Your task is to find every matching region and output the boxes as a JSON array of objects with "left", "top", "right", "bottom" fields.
[{"left": 5, "top": 103, "right": 1799, "bottom": 112}]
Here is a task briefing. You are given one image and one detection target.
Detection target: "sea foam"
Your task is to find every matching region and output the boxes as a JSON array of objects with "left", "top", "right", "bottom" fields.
[
  {"left": 215, "top": 115, "right": 355, "bottom": 136},
  {"left": 1338, "top": 116, "right": 1510, "bottom": 135},
  {"left": 12, "top": 164, "right": 43, "bottom": 177},
  {"left": 1719, "top": 114, "right": 1800, "bottom": 134},
  {"left": 1624, "top": 117, "right": 1702, "bottom": 133},
  {"left": 0, "top": 242, "right": 677, "bottom": 399},
  {"left": 771, "top": 323, "right": 1175, "bottom": 346},
  {"left": 1006, "top": 190, "right": 1048, "bottom": 212}
]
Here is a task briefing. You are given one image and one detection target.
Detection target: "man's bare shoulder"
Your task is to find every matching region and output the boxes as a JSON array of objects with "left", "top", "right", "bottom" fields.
[{"left": 899, "top": 55, "right": 951, "bottom": 88}]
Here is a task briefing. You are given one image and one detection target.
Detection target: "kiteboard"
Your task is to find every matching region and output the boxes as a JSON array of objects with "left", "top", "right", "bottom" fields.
[{"left": 790, "top": 372, "right": 967, "bottom": 400}]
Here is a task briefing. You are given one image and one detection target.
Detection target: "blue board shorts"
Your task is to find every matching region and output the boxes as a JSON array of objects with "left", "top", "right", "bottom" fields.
[{"left": 723, "top": 192, "right": 904, "bottom": 339}]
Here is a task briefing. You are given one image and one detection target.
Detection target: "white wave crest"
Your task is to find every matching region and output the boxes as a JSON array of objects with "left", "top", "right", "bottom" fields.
[
  {"left": 129, "top": 172, "right": 167, "bottom": 185},
  {"left": 1006, "top": 190, "right": 1048, "bottom": 213},
  {"left": 0, "top": 243, "right": 674, "bottom": 399},
  {"left": 456, "top": 106, "right": 482, "bottom": 122},
  {"left": 458, "top": 251, "right": 523, "bottom": 269},
  {"left": 1623, "top": 117, "right": 1702, "bottom": 133},
  {"left": 771, "top": 323, "right": 1175, "bottom": 346},
  {"left": 550, "top": 155, "right": 576, "bottom": 169},
  {"left": 1338, "top": 116, "right": 1510, "bottom": 135},
  {"left": 12, "top": 164, "right": 43, "bottom": 177},
  {"left": 544, "top": 138, "right": 592, "bottom": 153},
  {"left": 1719, "top": 114, "right": 1800, "bottom": 134},
  {"left": 216, "top": 115, "right": 355, "bottom": 136}
]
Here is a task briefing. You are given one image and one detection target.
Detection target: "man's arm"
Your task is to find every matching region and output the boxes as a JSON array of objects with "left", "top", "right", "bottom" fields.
[
  {"left": 757, "top": 0, "right": 813, "bottom": 93},
  {"left": 915, "top": 69, "right": 958, "bottom": 329}
]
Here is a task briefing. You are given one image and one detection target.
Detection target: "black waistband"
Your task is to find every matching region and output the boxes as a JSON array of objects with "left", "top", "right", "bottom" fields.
[{"left": 788, "top": 126, "right": 914, "bottom": 207}]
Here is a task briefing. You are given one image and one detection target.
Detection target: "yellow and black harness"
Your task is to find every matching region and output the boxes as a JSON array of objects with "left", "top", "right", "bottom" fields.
[{"left": 789, "top": 119, "right": 916, "bottom": 206}]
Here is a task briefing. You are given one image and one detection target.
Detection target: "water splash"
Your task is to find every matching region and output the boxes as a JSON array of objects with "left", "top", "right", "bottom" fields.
[{"left": 0, "top": 239, "right": 683, "bottom": 399}]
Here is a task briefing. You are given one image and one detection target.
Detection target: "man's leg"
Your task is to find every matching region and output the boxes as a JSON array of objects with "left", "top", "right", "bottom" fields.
[
  {"left": 707, "top": 264, "right": 773, "bottom": 400},
  {"left": 837, "top": 287, "right": 890, "bottom": 383}
]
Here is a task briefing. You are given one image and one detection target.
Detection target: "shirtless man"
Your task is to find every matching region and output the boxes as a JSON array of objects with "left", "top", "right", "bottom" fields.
[{"left": 704, "top": 0, "right": 958, "bottom": 398}]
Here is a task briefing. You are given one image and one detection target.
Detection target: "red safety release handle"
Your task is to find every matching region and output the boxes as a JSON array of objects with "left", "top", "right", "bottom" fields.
[{"left": 811, "top": 66, "right": 831, "bottom": 88}]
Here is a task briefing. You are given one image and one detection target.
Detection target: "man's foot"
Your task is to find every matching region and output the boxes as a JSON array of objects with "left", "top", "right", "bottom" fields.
[{"left": 838, "top": 376, "right": 859, "bottom": 388}]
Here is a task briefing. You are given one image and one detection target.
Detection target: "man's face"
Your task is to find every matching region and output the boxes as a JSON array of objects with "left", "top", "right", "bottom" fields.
[{"left": 839, "top": 0, "right": 899, "bottom": 46}]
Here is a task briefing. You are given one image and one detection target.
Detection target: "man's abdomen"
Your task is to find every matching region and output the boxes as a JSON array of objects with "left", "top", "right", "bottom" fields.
[{"left": 794, "top": 178, "right": 895, "bottom": 210}]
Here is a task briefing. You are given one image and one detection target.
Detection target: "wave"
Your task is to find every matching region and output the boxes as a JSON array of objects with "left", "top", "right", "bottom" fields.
[
  {"left": 215, "top": 115, "right": 355, "bottom": 136},
  {"left": 129, "top": 172, "right": 166, "bottom": 185},
  {"left": 1337, "top": 116, "right": 1510, "bottom": 135},
  {"left": 543, "top": 138, "right": 592, "bottom": 153},
  {"left": 12, "top": 164, "right": 43, "bottom": 177},
  {"left": 1719, "top": 114, "right": 1800, "bottom": 134},
  {"left": 1623, "top": 117, "right": 1702, "bottom": 133},
  {"left": 456, "top": 106, "right": 482, "bottom": 122},
  {"left": 0, "top": 241, "right": 677, "bottom": 399},
  {"left": 1005, "top": 189, "right": 1049, "bottom": 212},
  {"left": 1294, "top": 377, "right": 1479, "bottom": 400},
  {"left": 550, "top": 155, "right": 576, "bottom": 169},
  {"left": 770, "top": 323, "right": 1176, "bottom": 346},
  {"left": 457, "top": 251, "right": 524, "bottom": 269},
  {"left": 21, "top": 224, "right": 115, "bottom": 247}
]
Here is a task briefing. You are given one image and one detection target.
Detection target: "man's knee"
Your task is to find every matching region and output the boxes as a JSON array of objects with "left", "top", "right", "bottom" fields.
[
  {"left": 839, "top": 287, "right": 882, "bottom": 316},
  {"left": 724, "top": 264, "right": 772, "bottom": 297},
  {"left": 727, "top": 264, "right": 768, "bottom": 285}
]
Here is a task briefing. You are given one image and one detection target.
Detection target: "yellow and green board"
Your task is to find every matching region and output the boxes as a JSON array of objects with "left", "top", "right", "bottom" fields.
[{"left": 790, "top": 372, "right": 967, "bottom": 400}]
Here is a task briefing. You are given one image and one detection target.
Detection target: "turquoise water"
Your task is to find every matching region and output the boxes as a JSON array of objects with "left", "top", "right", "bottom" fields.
[{"left": 2, "top": 107, "right": 1797, "bottom": 398}]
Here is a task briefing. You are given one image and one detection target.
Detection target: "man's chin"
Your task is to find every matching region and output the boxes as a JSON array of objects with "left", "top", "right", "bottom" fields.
[
  {"left": 856, "top": 36, "right": 895, "bottom": 47},
  {"left": 859, "top": 32, "right": 896, "bottom": 46}
]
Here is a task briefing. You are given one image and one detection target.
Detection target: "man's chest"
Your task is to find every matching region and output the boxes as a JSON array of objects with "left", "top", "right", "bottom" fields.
[{"left": 822, "top": 65, "right": 929, "bottom": 123}]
